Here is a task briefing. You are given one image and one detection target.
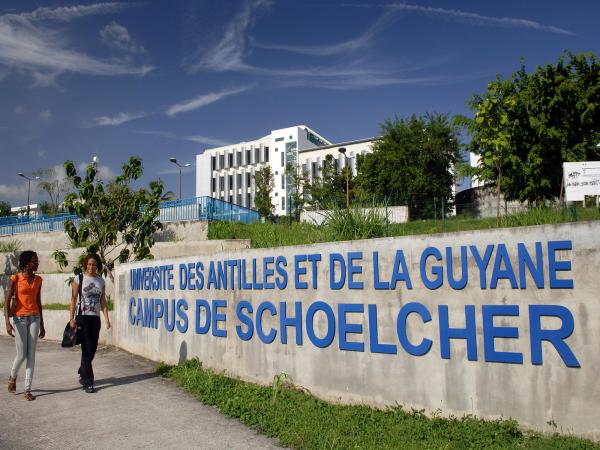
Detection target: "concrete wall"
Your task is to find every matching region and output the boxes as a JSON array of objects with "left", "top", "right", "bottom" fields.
[
  {"left": 0, "top": 221, "right": 209, "bottom": 247},
  {"left": 0, "top": 240, "right": 250, "bottom": 302},
  {"left": 1, "top": 311, "right": 113, "bottom": 345},
  {"left": 301, "top": 206, "right": 409, "bottom": 225},
  {"left": 112, "top": 221, "right": 600, "bottom": 440}
]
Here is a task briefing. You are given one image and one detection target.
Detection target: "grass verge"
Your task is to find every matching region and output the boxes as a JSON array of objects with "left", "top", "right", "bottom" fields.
[
  {"left": 208, "top": 206, "right": 600, "bottom": 248},
  {"left": 0, "top": 300, "right": 114, "bottom": 311},
  {"left": 158, "top": 358, "right": 598, "bottom": 449}
]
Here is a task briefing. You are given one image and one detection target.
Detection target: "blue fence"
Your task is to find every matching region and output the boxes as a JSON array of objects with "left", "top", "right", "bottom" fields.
[
  {"left": 159, "top": 197, "right": 260, "bottom": 224},
  {"left": 0, "top": 197, "right": 259, "bottom": 236}
]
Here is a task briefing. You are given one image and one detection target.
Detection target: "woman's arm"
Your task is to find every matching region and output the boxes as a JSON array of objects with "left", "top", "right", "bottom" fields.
[
  {"left": 37, "top": 278, "right": 45, "bottom": 339},
  {"left": 100, "top": 286, "right": 111, "bottom": 329},
  {"left": 3, "top": 278, "right": 15, "bottom": 337},
  {"left": 69, "top": 280, "right": 78, "bottom": 329}
]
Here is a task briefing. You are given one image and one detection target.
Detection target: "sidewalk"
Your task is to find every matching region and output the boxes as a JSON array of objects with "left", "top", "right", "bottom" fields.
[{"left": 0, "top": 336, "right": 280, "bottom": 450}]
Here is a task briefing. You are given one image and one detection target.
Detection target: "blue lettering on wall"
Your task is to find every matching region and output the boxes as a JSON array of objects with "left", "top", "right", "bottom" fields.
[{"left": 482, "top": 305, "right": 523, "bottom": 364}]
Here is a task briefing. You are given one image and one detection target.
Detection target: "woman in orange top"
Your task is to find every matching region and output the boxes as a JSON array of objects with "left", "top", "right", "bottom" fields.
[{"left": 3, "top": 250, "right": 45, "bottom": 401}]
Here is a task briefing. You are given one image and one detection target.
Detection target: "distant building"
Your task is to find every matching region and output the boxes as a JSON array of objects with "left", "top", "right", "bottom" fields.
[
  {"left": 196, "top": 125, "right": 378, "bottom": 216},
  {"left": 10, "top": 204, "right": 41, "bottom": 217}
]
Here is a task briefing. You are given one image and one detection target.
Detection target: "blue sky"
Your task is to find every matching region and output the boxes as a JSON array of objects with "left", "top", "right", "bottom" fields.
[{"left": 0, "top": 0, "right": 598, "bottom": 205}]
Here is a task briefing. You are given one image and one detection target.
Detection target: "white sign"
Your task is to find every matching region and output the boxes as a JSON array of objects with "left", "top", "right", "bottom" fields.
[{"left": 563, "top": 161, "right": 600, "bottom": 201}]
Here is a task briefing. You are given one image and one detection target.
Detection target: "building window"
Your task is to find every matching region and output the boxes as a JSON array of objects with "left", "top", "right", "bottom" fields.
[
  {"left": 246, "top": 172, "right": 251, "bottom": 187},
  {"left": 255, "top": 147, "right": 260, "bottom": 163},
  {"left": 219, "top": 154, "right": 224, "bottom": 169},
  {"left": 281, "top": 152, "right": 284, "bottom": 167},
  {"left": 219, "top": 176, "right": 224, "bottom": 191},
  {"left": 228, "top": 175, "right": 233, "bottom": 190},
  {"left": 211, "top": 177, "right": 216, "bottom": 192},
  {"left": 265, "top": 147, "right": 269, "bottom": 162},
  {"left": 312, "top": 162, "right": 318, "bottom": 178},
  {"left": 236, "top": 151, "right": 242, "bottom": 166},
  {"left": 237, "top": 173, "right": 242, "bottom": 187},
  {"left": 228, "top": 153, "right": 233, "bottom": 167},
  {"left": 246, "top": 149, "right": 251, "bottom": 165},
  {"left": 247, "top": 193, "right": 252, "bottom": 208},
  {"left": 282, "top": 197, "right": 285, "bottom": 211},
  {"left": 211, "top": 156, "right": 216, "bottom": 171},
  {"left": 281, "top": 174, "right": 285, "bottom": 188},
  {"left": 275, "top": 137, "right": 284, "bottom": 142},
  {"left": 289, "top": 135, "right": 293, "bottom": 139},
  {"left": 237, "top": 194, "right": 242, "bottom": 205}
]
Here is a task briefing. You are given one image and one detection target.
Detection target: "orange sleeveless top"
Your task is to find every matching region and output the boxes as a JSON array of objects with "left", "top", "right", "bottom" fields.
[{"left": 11, "top": 273, "right": 42, "bottom": 317}]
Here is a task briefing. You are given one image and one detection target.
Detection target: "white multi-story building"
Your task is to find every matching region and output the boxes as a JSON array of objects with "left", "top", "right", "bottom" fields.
[{"left": 196, "top": 125, "right": 378, "bottom": 215}]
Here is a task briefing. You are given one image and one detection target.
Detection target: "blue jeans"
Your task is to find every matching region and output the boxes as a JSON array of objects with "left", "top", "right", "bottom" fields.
[{"left": 11, "top": 315, "right": 40, "bottom": 392}]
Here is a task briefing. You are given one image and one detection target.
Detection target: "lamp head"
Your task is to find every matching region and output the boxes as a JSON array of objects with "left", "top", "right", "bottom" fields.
[
  {"left": 184, "top": 163, "right": 192, "bottom": 167},
  {"left": 18, "top": 172, "right": 25, "bottom": 178},
  {"left": 169, "top": 157, "right": 177, "bottom": 164},
  {"left": 338, "top": 147, "right": 346, "bottom": 155}
]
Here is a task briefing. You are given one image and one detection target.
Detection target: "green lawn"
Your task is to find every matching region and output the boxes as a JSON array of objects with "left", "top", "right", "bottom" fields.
[
  {"left": 158, "top": 359, "right": 599, "bottom": 449},
  {"left": 208, "top": 206, "right": 600, "bottom": 248}
]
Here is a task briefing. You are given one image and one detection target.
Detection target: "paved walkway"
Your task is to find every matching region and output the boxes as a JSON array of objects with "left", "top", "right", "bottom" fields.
[{"left": 0, "top": 336, "right": 280, "bottom": 450}]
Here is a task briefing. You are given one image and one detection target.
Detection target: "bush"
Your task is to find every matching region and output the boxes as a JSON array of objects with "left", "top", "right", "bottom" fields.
[{"left": 323, "top": 205, "right": 387, "bottom": 241}]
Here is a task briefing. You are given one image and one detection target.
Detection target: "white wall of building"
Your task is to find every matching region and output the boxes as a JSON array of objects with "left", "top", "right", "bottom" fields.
[{"left": 195, "top": 125, "right": 333, "bottom": 215}]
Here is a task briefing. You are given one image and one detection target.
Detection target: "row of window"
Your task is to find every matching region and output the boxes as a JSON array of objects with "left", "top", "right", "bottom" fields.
[
  {"left": 211, "top": 172, "right": 253, "bottom": 193},
  {"left": 216, "top": 192, "right": 254, "bottom": 208},
  {"left": 210, "top": 147, "right": 270, "bottom": 171}
]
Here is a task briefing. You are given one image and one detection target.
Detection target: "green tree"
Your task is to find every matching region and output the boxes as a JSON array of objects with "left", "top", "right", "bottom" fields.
[
  {"left": 53, "top": 156, "right": 164, "bottom": 276},
  {"left": 254, "top": 166, "right": 275, "bottom": 220},
  {"left": 285, "top": 162, "right": 310, "bottom": 221},
  {"left": 33, "top": 166, "right": 71, "bottom": 215},
  {"left": 305, "top": 154, "right": 350, "bottom": 209},
  {"left": 0, "top": 201, "right": 10, "bottom": 216},
  {"left": 458, "top": 52, "right": 600, "bottom": 204},
  {"left": 456, "top": 81, "right": 517, "bottom": 224},
  {"left": 355, "top": 113, "right": 460, "bottom": 219}
]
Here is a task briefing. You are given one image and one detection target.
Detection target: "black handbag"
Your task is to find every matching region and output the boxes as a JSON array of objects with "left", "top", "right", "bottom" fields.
[
  {"left": 61, "top": 322, "right": 79, "bottom": 347},
  {"left": 61, "top": 274, "right": 84, "bottom": 348}
]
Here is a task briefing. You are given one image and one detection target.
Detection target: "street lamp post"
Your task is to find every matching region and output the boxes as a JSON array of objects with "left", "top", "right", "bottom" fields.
[
  {"left": 17, "top": 172, "right": 40, "bottom": 216},
  {"left": 338, "top": 147, "right": 350, "bottom": 208},
  {"left": 169, "top": 157, "right": 191, "bottom": 200}
]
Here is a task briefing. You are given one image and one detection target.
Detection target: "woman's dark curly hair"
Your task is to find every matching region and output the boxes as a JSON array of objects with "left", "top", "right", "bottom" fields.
[
  {"left": 19, "top": 250, "right": 37, "bottom": 271},
  {"left": 83, "top": 253, "right": 103, "bottom": 273}
]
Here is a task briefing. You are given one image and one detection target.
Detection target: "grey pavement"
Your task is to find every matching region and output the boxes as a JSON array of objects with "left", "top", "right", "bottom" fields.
[{"left": 0, "top": 336, "right": 280, "bottom": 450}]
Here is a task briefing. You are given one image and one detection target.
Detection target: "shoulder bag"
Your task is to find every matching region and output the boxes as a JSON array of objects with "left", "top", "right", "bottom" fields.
[{"left": 61, "top": 274, "right": 84, "bottom": 348}]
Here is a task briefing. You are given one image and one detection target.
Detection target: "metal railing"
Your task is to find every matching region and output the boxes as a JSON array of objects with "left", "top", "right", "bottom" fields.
[
  {"left": 0, "top": 197, "right": 259, "bottom": 236},
  {"left": 159, "top": 197, "right": 260, "bottom": 224}
]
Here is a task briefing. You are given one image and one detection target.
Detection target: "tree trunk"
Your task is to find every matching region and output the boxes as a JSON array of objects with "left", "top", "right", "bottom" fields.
[{"left": 496, "top": 164, "right": 502, "bottom": 226}]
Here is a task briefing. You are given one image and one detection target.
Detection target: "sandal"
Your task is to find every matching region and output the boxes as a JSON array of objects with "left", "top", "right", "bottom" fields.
[
  {"left": 23, "top": 391, "right": 35, "bottom": 401},
  {"left": 8, "top": 376, "right": 16, "bottom": 393}
]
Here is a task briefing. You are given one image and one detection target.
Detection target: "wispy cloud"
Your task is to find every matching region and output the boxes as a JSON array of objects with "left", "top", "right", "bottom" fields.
[
  {"left": 134, "top": 129, "right": 231, "bottom": 147},
  {"left": 37, "top": 149, "right": 46, "bottom": 158},
  {"left": 166, "top": 86, "right": 251, "bottom": 117},
  {"left": 0, "top": 3, "right": 153, "bottom": 85},
  {"left": 0, "top": 183, "right": 27, "bottom": 202},
  {"left": 93, "top": 112, "right": 147, "bottom": 126},
  {"left": 40, "top": 109, "right": 51, "bottom": 119},
  {"left": 255, "top": 10, "right": 396, "bottom": 56},
  {"left": 345, "top": 3, "right": 574, "bottom": 36},
  {"left": 14, "top": 105, "right": 25, "bottom": 114},
  {"left": 100, "top": 21, "right": 146, "bottom": 53},
  {"left": 184, "top": 0, "right": 272, "bottom": 73},
  {"left": 184, "top": 0, "right": 453, "bottom": 89},
  {"left": 183, "top": 135, "right": 231, "bottom": 146},
  {"left": 20, "top": 2, "right": 134, "bottom": 22}
]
